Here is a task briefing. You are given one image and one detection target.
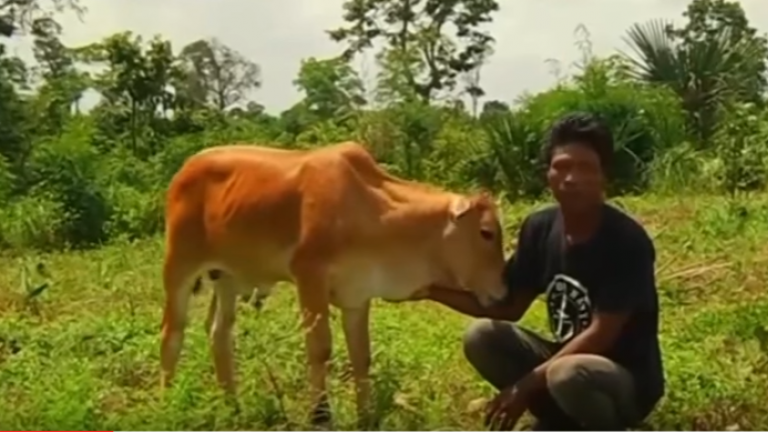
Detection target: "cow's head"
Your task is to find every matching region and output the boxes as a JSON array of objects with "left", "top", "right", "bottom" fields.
[{"left": 440, "top": 191, "right": 507, "bottom": 307}]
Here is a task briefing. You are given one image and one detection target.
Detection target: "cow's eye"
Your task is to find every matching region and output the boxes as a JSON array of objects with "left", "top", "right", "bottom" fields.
[{"left": 480, "top": 229, "right": 494, "bottom": 241}]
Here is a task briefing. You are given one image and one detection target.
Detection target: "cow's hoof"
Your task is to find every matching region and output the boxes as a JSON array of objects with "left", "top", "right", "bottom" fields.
[{"left": 309, "top": 399, "right": 332, "bottom": 429}]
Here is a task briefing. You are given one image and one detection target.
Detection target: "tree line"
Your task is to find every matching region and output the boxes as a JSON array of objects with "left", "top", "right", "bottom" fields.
[{"left": 0, "top": 0, "right": 766, "bottom": 250}]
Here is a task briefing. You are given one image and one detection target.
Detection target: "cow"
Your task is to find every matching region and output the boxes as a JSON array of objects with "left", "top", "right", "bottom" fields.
[{"left": 159, "top": 141, "right": 508, "bottom": 428}]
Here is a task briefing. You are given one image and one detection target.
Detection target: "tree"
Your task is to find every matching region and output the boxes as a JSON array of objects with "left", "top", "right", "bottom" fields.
[
  {"left": 29, "top": 18, "right": 88, "bottom": 134},
  {"left": 622, "top": 0, "right": 766, "bottom": 146},
  {"left": 0, "top": 0, "right": 83, "bottom": 38},
  {"left": 668, "top": 0, "right": 767, "bottom": 104},
  {"left": 0, "top": 44, "right": 30, "bottom": 176},
  {"left": 328, "top": 0, "right": 499, "bottom": 103},
  {"left": 459, "top": 51, "right": 488, "bottom": 116},
  {"left": 294, "top": 56, "right": 366, "bottom": 120},
  {"left": 177, "top": 38, "right": 261, "bottom": 111},
  {"left": 479, "top": 99, "right": 508, "bottom": 120},
  {"left": 75, "top": 32, "right": 181, "bottom": 156}
]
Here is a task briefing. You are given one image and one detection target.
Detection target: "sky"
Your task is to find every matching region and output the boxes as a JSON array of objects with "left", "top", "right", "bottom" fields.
[{"left": 6, "top": 0, "right": 768, "bottom": 114}]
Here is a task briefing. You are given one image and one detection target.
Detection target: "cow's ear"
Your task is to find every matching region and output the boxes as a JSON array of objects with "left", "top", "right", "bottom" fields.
[
  {"left": 449, "top": 196, "right": 473, "bottom": 220},
  {"left": 478, "top": 189, "right": 493, "bottom": 200},
  {"left": 474, "top": 190, "right": 496, "bottom": 210}
]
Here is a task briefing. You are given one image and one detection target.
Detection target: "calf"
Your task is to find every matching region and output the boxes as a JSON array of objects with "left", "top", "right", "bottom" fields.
[{"left": 160, "top": 141, "right": 507, "bottom": 427}]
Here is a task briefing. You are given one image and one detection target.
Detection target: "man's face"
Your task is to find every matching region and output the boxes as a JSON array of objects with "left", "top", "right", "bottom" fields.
[{"left": 546, "top": 143, "right": 605, "bottom": 212}]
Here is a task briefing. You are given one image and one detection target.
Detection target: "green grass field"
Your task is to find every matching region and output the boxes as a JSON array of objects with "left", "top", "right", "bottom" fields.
[{"left": 1, "top": 194, "right": 768, "bottom": 431}]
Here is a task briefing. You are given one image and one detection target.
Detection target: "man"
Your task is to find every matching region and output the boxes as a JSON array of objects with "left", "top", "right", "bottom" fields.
[{"left": 422, "top": 112, "right": 664, "bottom": 430}]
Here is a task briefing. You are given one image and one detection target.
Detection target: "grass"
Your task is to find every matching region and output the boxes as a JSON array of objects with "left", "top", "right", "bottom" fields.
[{"left": 1, "top": 193, "right": 768, "bottom": 430}]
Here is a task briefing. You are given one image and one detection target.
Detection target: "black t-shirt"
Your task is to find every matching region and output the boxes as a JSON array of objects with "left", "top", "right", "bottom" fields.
[{"left": 504, "top": 203, "right": 664, "bottom": 415}]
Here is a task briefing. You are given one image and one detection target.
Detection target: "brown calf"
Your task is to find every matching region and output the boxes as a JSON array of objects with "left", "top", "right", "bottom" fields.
[{"left": 159, "top": 141, "right": 507, "bottom": 426}]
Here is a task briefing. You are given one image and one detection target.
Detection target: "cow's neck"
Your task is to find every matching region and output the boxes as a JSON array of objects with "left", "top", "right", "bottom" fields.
[
  {"left": 380, "top": 187, "right": 452, "bottom": 234},
  {"left": 380, "top": 174, "right": 443, "bottom": 202},
  {"left": 379, "top": 192, "right": 458, "bottom": 272},
  {"left": 382, "top": 206, "right": 449, "bottom": 240},
  {"left": 376, "top": 181, "right": 467, "bottom": 278}
]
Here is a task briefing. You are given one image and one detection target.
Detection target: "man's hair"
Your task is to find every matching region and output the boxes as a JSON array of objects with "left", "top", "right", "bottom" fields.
[{"left": 542, "top": 112, "right": 614, "bottom": 173}]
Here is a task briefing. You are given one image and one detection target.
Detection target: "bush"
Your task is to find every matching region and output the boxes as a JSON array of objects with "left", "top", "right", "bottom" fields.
[
  {"left": 23, "top": 120, "right": 111, "bottom": 248},
  {"left": 0, "top": 193, "right": 66, "bottom": 250},
  {"left": 0, "top": 56, "right": 763, "bottom": 251},
  {"left": 485, "top": 57, "right": 687, "bottom": 198}
]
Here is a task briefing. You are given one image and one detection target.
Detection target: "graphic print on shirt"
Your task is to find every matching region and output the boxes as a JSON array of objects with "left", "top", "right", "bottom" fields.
[{"left": 545, "top": 274, "right": 592, "bottom": 342}]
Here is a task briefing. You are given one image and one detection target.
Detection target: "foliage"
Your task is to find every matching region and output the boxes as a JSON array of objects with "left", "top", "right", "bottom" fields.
[
  {"left": 1, "top": 0, "right": 768, "bottom": 428},
  {"left": 1, "top": 196, "right": 768, "bottom": 430},
  {"left": 623, "top": 19, "right": 764, "bottom": 147},
  {"left": 0, "top": 0, "right": 761, "bottom": 249},
  {"left": 328, "top": 0, "right": 499, "bottom": 103},
  {"left": 177, "top": 37, "right": 261, "bottom": 111}
]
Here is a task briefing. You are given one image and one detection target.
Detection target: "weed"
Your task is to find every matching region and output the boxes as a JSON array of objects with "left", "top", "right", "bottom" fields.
[{"left": 0, "top": 194, "right": 767, "bottom": 430}]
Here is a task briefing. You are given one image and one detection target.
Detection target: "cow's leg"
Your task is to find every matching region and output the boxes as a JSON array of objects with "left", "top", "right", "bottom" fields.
[
  {"left": 341, "top": 302, "right": 374, "bottom": 429},
  {"left": 240, "top": 285, "right": 271, "bottom": 310},
  {"left": 252, "top": 284, "right": 274, "bottom": 310},
  {"left": 205, "top": 291, "right": 217, "bottom": 338},
  {"left": 208, "top": 271, "right": 240, "bottom": 398},
  {"left": 160, "top": 256, "right": 196, "bottom": 390},
  {"left": 292, "top": 259, "right": 334, "bottom": 428}
]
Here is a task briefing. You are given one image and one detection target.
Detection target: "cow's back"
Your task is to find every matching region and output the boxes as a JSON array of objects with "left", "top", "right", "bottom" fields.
[
  {"left": 165, "top": 145, "right": 310, "bottom": 281},
  {"left": 164, "top": 142, "right": 393, "bottom": 286}
]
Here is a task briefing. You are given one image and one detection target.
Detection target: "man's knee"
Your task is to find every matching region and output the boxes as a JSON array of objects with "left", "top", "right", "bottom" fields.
[
  {"left": 462, "top": 319, "right": 495, "bottom": 357},
  {"left": 546, "top": 354, "right": 638, "bottom": 429},
  {"left": 462, "top": 319, "right": 523, "bottom": 362},
  {"left": 462, "top": 319, "right": 535, "bottom": 388}
]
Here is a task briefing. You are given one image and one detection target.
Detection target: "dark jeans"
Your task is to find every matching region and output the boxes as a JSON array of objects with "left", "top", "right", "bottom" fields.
[{"left": 463, "top": 319, "right": 642, "bottom": 431}]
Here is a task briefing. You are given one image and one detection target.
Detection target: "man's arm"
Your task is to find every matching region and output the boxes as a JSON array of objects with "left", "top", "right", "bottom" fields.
[
  {"left": 426, "top": 286, "right": 537, "bottom": 321},
  {"left": 516, "top": 231, "right": 656, "bottom": 394}
]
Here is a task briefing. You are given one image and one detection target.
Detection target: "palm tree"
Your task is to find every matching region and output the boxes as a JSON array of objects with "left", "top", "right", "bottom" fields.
[{"left": 621, "top": 19, "right": 763, "bottom": 147}]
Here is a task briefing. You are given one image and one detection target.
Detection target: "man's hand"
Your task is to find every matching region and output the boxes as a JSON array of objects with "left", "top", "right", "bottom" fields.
[
  {"left": 484, "top": 385, "right": 530, "bottom": 431},
  {"left": 425, "top": 285, "right": 536, "bottom": 321}
]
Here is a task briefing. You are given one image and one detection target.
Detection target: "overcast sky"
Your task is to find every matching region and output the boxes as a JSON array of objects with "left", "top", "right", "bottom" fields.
[{"left": 6, "top": 0, "right": 768, "bottom": 113}]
